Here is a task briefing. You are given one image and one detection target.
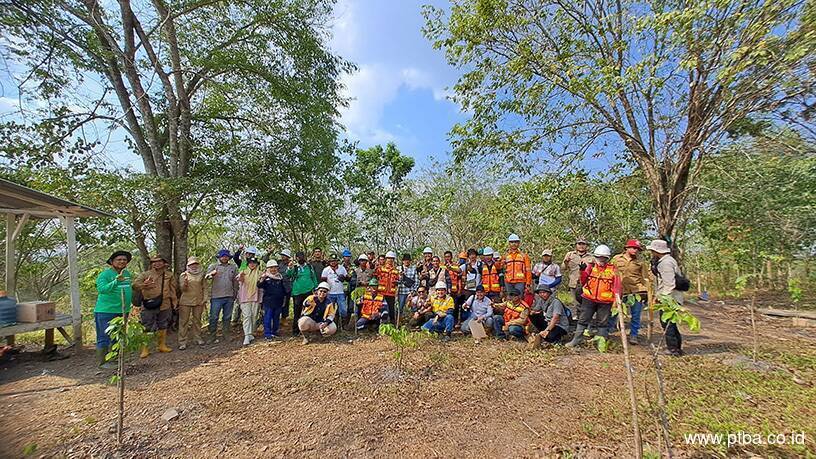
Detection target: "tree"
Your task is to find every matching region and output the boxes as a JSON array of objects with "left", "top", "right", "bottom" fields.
[
  {"left": 423, "top": 0, "right": 814, "bottom": 243},
  {"left": 343, "top": 143, "right": 415, "bottom": 252},
  {"left": 1, "top": 0, "right": 349, "bottom": 274}
]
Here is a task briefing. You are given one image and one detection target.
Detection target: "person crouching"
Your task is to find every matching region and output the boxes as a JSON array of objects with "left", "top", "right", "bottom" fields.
[
  {"left": 355, "top": 278, "right": 389, "bottom": 332},
  {"left": 298, "top": 282, "right": 338, "bottom": 344},
  {"left": 421, "top": 282, "right": 455, "bottom": 342},
  {"left": 529, "top": 285, "right": 570, "bottom": 347},
  {"left": 493, "top": 291, "right": 530, "bottom": 341}
]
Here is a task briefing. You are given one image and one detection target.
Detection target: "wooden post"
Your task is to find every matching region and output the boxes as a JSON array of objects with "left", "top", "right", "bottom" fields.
[
  {"left": 64, "top": 216, "right": 82, "bottom": 345},
  {"left": 5, "top": 213, "right": 16, "bottom": 297},
  {"left": 618, "top": 298, "right": 643, "bottom": 459}
]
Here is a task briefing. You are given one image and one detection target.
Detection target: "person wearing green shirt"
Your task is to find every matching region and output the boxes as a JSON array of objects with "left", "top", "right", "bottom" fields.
[
  {"left": 94, "top": 250, "right": 133, "bottom": 369},
  {"left": 286, "top": 251, "right": 318, "bottom": 336}
]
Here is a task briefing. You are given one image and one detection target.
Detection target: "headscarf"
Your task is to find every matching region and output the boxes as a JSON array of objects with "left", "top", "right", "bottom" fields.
[{"left": 186, "top": 263, "right": 203, "bottom": 276}]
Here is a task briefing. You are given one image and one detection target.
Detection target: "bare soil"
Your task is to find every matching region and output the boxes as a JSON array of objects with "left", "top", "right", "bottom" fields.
[{"left": 1, "top": 298, "right": 814, "bottom": 458}]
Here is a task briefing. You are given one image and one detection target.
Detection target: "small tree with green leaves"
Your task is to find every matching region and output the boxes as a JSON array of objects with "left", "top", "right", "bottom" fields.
[{"left": 378, "top": 324, "right": 425, "bottom": 374}]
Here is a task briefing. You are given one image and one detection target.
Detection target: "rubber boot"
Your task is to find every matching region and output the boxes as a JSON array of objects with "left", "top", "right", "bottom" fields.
[
  {"left": 528, "top": 333, "right": 542, "bottom": 350},
  {"left": 566, "top": 324, "right": 587, "bottom": 348},
  {"left": 341, "top": 315, "right": 350, "bottom": 331},
  {"left": 97, "top": 347, "right": 117, "bottom": 369},
  {"left": 597, "top": 326, "right": 609, "bottom": 340},
  {"left": 140, "top": 345, "right": 150, "bottom": 358},
  {"left": 157, "top": 330, "right": 172, "bottom": 353}
]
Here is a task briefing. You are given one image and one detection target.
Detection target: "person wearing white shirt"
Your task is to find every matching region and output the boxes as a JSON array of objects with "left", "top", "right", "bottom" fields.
[
  {"left": 321, "top": 254, "right": 349, "bottom": 327},
  {"left": 460, "top": 286, "right": 494, "bottom": 343}
]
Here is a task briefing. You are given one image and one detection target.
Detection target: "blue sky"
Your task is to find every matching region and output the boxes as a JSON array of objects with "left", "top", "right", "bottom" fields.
[
  {"left": 330, "top": 0, "right": 466, "bottom": 170},
  {"left": 0, "top": 0, "right": 464, "bottom": 172}
]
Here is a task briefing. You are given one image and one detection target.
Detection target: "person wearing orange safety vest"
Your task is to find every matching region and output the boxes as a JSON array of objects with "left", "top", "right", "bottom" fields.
[
  {"left": 443, "top": 250, "right": 464, "bottom": 323},
  {"left": 374, "top": 251, "right": 400, "bottom": 324},
  {"left": 504, "top": 234, "right": 532, "bottom": 297},
  {"left": 566, "top": 245, "right": 622, "bottom": 349},
  {"left": 492, "top": 290, "right": 530, "bottom": 341},
  {"left": 480, "top": 247, "right": 502, "bottom": 302},
  {"left": 355, "top": 278, "right": 389, "bottom": 331}
]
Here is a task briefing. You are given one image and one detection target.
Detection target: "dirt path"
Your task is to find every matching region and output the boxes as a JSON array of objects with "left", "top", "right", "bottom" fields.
[{"left": 1, "top": 299, "right": 814, "bottom": 458}]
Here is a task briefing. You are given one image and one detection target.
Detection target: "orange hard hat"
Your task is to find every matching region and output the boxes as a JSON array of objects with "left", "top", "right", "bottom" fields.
[{"left": 458, "top": 251, "right": 467, "bottom": 259}]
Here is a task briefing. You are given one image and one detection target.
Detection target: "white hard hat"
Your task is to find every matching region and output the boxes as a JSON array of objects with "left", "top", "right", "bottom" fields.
[
  {"left": 316, "top": 282, "right": 330, "bottom": 291},
  {"left": 358, "top": 254, "right": 369, "bottom": 261},
  {"left": 266, "top": 260, "right": 278, "bottom": 268},
  {"left": 280, "top": 249, "right": 292, "bottom": 258},
  {"left": 508, "top": 234, "right": 520, "bottom": 242},
  {"left": 385, "top": 251, "right": 396, "bottom": 258},
  {"left": 434, "top": 281, "right": 447, "bottom": 290},
  {"left": 593, "top": 245, "right": 612, "bottom": 258},
  {"left": 246, "top": 246, "right": 258, "bottom": 254},
  {"left": 493, "top": 253, "right": 500, "bottom": 259},
  {"left": 423, "top": 247, "right": 433, "bottom": 254},
  {"left": 483, "top": 247, "right": 494, "bottom": 256}
]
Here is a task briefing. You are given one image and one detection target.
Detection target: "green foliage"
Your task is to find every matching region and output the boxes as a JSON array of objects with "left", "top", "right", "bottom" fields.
[
  {"left": 378, "top": 324, "right": 425, "bottom": 371},
  {"left": 104, "top": 316, "right": 154, "bottom": 366},
  {"left": 21, "top": 443, "right": 37, "bottom": 456},
  {"left": 788, "top": 278, "right": 803, "bottom": 304},
  {"left": 590, "top": 335, "right": 609, "bottom": 353},
  {"left": 654, "top": 295, "right": 701, "bottom": 332}
]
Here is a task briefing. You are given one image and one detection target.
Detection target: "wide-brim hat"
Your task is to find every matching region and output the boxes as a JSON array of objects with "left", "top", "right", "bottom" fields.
[
  {"left": 106, "top": 250, "right": 132, "bottom": 265},
  {"left": 186, "top": 256, "right": 200, "bottom": 266},
  {"left": 149, "top": 254, "right": 168, "bottom": 263},
  {"left": 576, "top": 237, "right": 588, "bottom": 244},
  {"left": 535, "top": 285, "right": 552, "bottom": 293},
  {"left": 541, "top": 249, "right": 553, "bottom": 257},
  {"left": 646, "top": 240, "right": 671, "bottom": 254},
  {"left": 216, "top": 249, "right": 231, "bottom": 258},
  {"left": 266, "top": 259, "right": 278, "bottom": 268}
]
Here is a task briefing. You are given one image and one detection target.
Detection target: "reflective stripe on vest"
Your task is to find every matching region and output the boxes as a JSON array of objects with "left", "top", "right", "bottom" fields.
[
  {"left": 361, "top": 294, "right": 384, "bottom": 319},
  {"left": 376, "top": 267, "right": 399, "bottom": 297},
  {"left": 481, "top": 264, "right": 501, "bottom": 293},
  {"left": 448, "top": 267, "right": 460, "bottom": 293},
  {"left": 502, "top": 301, "right": 529, "bottom": 325},
  {"left": 505, "top": 252, "right": 527, "bottom": 283},
  {"left": 582, "top": 264, "right": 616, "bottom": 303}
]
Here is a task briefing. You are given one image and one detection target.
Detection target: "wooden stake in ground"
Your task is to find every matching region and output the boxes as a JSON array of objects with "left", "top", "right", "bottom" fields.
[
  {"left": 749, "top": 289, "right": 758, "bottom": 362},
  {"left": 646, "top": 278, "right": 654, "bottom": 341},
  {"left": 117, "top": 286, "right": 128, "bottom": 445},
  {"left": 617, "top": 298, "right": 643, "bottom": 459}
]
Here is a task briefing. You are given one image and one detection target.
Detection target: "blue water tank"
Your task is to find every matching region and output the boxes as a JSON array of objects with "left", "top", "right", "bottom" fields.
[{"left": 0, "top": 292, "right": 17, "bottom": 327}]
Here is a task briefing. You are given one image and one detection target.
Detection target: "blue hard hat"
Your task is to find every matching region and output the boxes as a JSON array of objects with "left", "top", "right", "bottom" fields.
[
  {"left": 217, "top": 249, "right": 231, "bottom": 258},
  {"left": 342, "top": 248, "right": 352, "bottom": 257}
]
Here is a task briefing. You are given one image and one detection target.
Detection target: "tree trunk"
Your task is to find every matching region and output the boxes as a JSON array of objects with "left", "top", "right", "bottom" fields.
[
  {"left": 155, "top": 208, "right": 173, "bottom": 266},
  {"left": 172, "top": 219, "right": 189, "bottom": 277}
]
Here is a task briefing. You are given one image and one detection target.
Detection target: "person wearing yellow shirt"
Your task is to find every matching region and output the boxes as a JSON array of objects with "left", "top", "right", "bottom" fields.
[{"left": 421, "top": 282, "right": 455, "bottom": 342}]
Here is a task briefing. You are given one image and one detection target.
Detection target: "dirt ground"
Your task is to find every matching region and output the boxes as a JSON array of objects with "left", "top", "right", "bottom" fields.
[{"left": 1, "top": 298, "right": 814, "bottom": 458}]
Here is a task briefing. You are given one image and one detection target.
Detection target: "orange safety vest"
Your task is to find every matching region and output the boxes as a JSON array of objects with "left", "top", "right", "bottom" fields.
[
  {"left": 446, "top": 265, "right": 461, "bottom": 294},
  {"left": 502, "top": 300, "right": 530, "bottom": 326},
  {"left": 360, "top": 293, "right": 385, "bottom": 320},
  {"left": 504, "top": 250, "right": 531, "bottom": 285},
  {"left": 582, "top": 264, "right": 617, "bottom": 303},
  {"left": 375, "top": 265, "right": 400, "bottom": 297},
  {"left": 481, "top": 263, "right": 501, "bottom": 293}
]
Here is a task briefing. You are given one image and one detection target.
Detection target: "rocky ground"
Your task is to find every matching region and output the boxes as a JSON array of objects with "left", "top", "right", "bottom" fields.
[{"left": 1, "top": 298, "right": 814, "bottom": 458}]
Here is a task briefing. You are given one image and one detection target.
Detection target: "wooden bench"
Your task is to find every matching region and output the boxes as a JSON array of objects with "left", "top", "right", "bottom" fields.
[{"left": 0, "top": 313, "right": 74, "bottom": 350}]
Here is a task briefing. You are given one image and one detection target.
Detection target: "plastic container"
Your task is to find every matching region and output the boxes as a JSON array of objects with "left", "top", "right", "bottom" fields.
[{"left": 0, "top": 291, "right": 17, "bottom": 327}]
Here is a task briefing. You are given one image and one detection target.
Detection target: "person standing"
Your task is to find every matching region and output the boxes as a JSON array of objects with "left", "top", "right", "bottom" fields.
[
  {"left": 460, "top": 248, "right": 482, "bottom": 304},
  {"left": 397, "top": 253, "right": 418, "bottom": 320},
  {"left": 206, "top": 249, "right": 239, "bottom": 343},
  {"left": 480, "top": 247, "right": 502, "bottom": 301},
  {"left": 321, "top": 254, "right": 349, "bottom": 329},
  {"left": 132, "top": 255, "right": 177, "bottom": 357},
  {"left": 375, "top": 251, "right": 400, "bottom": 323},
  {"left": 562, "top": 238, "right": 594, "bottom": 316},
  {"left": 647, "top": 239, "right": 685, "bottom": 356},
  {"left": 94, "top": 251, "right": 133, "bottom": 369},
  {"left": 286, "top": 251, "right": 318, "bottom": 336},
  {"left": 309, "top": 247, "right": 326, "bottom": 281},
  {"left": 258, "top": 259, "right": 286, "bottom": 339},
  {"left": 566, "top": 245, "right": 622, "bottom": 349},
  {"left": 443, "top": 251, "right": 464, "bottom": 323},
  {"left": 277, "top": 249, "right": 293, "bottom": 321},
  {"left": 342, "top": 248, "right": 354, "bottom": 318},
  {"left": 178, "top": 257, "right": 206, "bottom": 350},
  {"left": 504, "top": 234, "right": 532, "bottom": 297},
  {"left": 611, "top": 240, "right": 651, "bottom": 345},
  {"left": 351, "top": 254, "right": 373, "bottom": 306},
  {"left": 237, "top": 257, "right": 262, "bottom": 346},
  {"left": 533, "top": 250, "right": 562, "bottom": 290},
  {"left": 231, "top": 244, "right": 258, "bottom": 326},
  {"left": 417, "top": 247, "right": 434, "bottom": 290}
]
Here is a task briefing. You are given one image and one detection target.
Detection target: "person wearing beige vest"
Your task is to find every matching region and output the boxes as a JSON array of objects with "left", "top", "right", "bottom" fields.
[
  {"left": 132, "top": 255, "right": 178, "bottom": 358},
  {"left": 178, "top": 257, "right": 206, "bottom": 349}
]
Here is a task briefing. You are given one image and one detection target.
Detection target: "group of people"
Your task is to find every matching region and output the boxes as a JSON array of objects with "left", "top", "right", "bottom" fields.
[{"left": 92, "top": 234, "right": 687, "bottom": 368}]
